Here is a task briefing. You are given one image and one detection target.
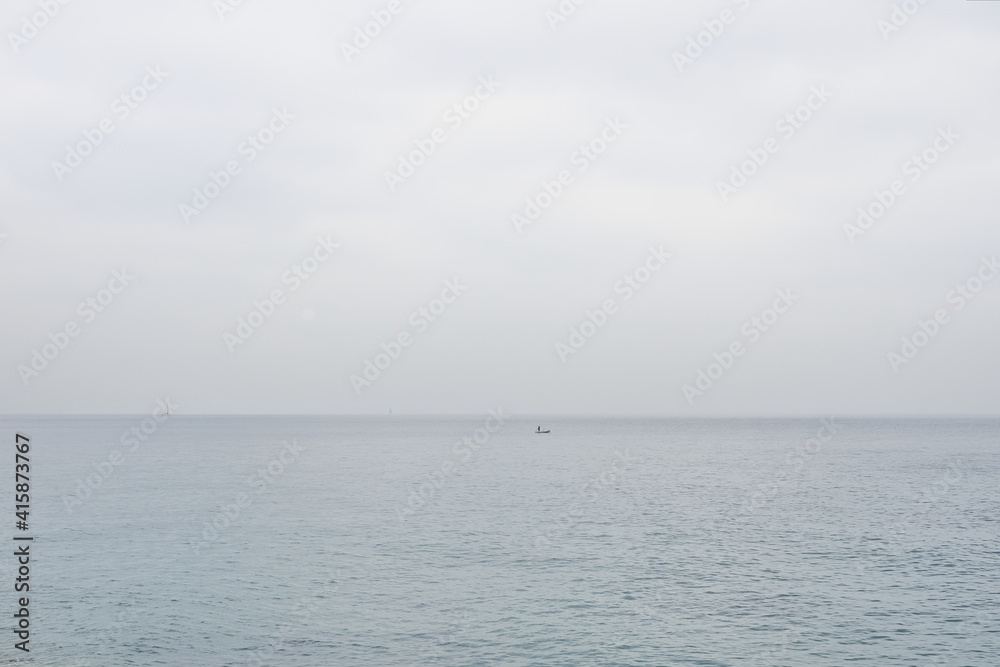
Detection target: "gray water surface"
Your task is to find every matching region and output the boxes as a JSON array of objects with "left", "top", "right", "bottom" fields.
[{"left": 2, "top": 416, "right": 997, "bottom": 666}]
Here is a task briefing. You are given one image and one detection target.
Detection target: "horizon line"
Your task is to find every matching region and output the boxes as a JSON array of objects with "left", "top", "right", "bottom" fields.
[{"left": 2, "top": 413, "right": 998, "bottom": 419}]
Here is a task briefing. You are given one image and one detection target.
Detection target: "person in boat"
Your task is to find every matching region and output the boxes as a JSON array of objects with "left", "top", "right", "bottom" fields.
[{"left": 537, "top": 426, "right": 541, "bottom": 433}]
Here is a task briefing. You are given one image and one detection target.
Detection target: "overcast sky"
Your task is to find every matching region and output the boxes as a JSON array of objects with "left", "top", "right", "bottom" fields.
[{"left": 2, "top": 0, "right": 998, "bottom": 415}]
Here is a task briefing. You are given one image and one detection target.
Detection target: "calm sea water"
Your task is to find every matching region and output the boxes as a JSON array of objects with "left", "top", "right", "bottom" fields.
[{"left": 0, "top": 416, "right": 996, "bottom": 666}]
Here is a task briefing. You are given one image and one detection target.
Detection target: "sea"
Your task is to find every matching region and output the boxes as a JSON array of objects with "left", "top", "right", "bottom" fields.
[{"left": 0, "top": 415, "right": 996, "bottom": 666}]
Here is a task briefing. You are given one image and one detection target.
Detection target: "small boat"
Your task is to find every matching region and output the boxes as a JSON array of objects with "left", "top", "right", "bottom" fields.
[{"left": 535, "top": 427, "right": 550, "bottom": 434}]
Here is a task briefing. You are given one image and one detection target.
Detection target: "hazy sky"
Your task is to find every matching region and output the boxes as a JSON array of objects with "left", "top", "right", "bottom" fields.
[{"left": 2, "top": 0, "right": 999, "bottom": 415}]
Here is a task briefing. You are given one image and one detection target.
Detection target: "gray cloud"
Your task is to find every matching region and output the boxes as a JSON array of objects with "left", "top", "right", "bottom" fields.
[{"left": 2, "top": 0, "right": 999, "bottom": 414}]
